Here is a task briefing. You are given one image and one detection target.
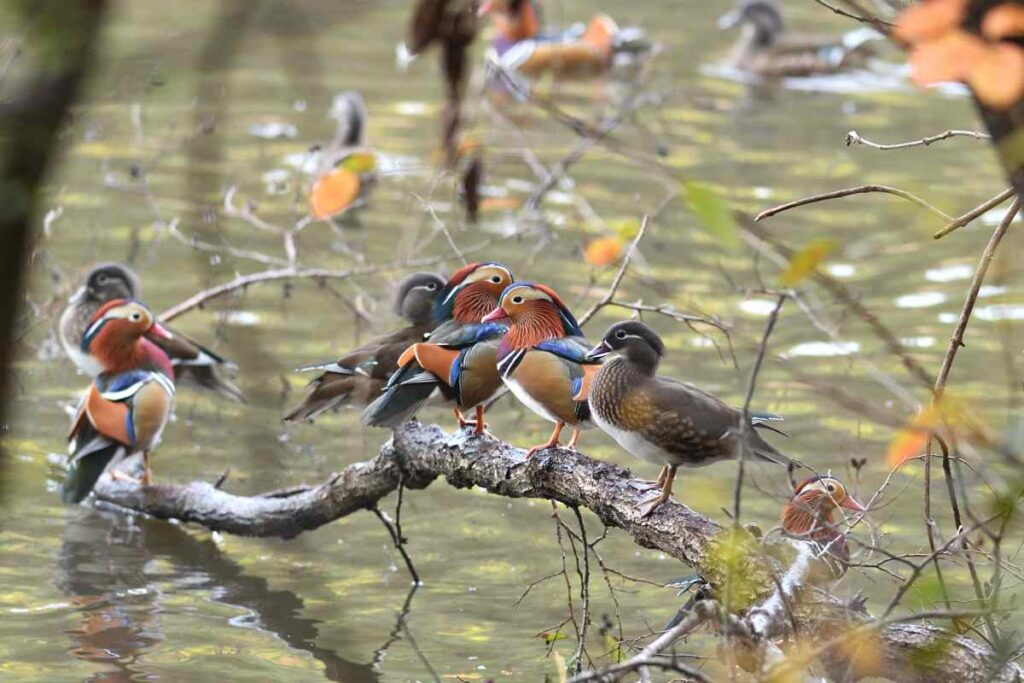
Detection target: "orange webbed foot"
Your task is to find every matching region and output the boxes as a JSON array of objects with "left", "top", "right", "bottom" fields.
[{"left": 525, "top": 422, "right": 565, "bottom": 458}]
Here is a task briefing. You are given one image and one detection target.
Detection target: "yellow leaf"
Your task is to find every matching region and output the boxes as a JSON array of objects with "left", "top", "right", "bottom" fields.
[
  {"left": 584, "top": 236, "right": 624, "bottom": 267},
  {"left": 779, "top": 238, "right": 836, "bottom": 286},
  {"left": 309, "top": 169, "right": 360, "bottom": 219},
  {"left": 886, "top": 398, "right": 969, "bottom": 468},
  {"left": 340, "top": 152, "right": 376, "bottom": 173}
]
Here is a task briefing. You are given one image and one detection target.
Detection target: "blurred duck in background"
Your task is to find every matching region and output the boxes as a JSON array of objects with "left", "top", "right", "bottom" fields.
[{"left": 718, "top": 0, "right": 881, "bottom": 77}]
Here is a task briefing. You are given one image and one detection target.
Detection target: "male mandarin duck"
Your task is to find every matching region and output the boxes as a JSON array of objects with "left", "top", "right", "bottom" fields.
[
  {"left": 585, "top": 321, "right": 794, "bottom": 516},
  {"left": 482, "top": 282, "right": 599, "bottom": 456},
  {"left": 59, "top": 263, "right": 244, "bottom": 401},
  {"left": 718, "top": 0, "right": 880, "bottom": 78},
  {"left": 283, "top": 273, "right": 446, "bottom": 422},
  {"left": 63, "top": 300, "right": 176, "bottom": 503},
  {"left": 781, "top": 474, "right": 865, "bottom": 572},
  {"left": 362, "top": 262, "right": 514, "bottom": 432},
  {"left": 480, "top": 0, "right": 647, "bottom": 77}
]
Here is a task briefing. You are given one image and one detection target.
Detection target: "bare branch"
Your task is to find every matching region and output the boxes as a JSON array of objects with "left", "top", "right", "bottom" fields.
[
  {"left": 755, "top": 184, "right": 954, "bottom": 223},
  {"left": 846, "top": 129, "right": 990, "bottom": 150}
]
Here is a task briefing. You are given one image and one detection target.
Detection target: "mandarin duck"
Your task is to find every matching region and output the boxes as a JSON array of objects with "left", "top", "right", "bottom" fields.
[
  {"left": 781, "top": 474, "right": 865, "bottom": 573},
  {"left": 480, "top": 0, "right": 648, "bottom": 78},
  {"left": 59, "top": 263, "right": 244, "bottom": 402},
  {"left": 718, "top": 0, "right": 881, "bottom": 78},
  {"left": 362, "top": 262, "right": 514, "bottom": 432},
  {"left": 63, "top": 300, "right": 176, "bottom": 503},
  {"left": 585, "top": 321, "right": 794, "bottom": 516},
  {"left": 283, "top": 273, "right": 446, "bottom": 422},
  {"left": 482, "top": 282, "right": 600, "bottom": 456}
]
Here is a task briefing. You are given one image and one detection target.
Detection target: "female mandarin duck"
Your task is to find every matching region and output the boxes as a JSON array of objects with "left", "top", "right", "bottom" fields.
[
  {"left": 718, "top": 0, "right": 880, "bottom": 78},
  {"left": 482, "top": 282, "right": 600, "bottom": 456},
  {"left": 59, "top": 263, "right": 244, "bottom": 401},
  {"left": 283, "top": 273, "right": 446, "bottom": 422},
  {"left": 480, "top": 0, "right": 639, "bottom": 77},
  {"left": 781, "top": 474, "right": 865, "bottom": 572},
  {"left": 63, "top": 300, "right": 176, "bottom": 503},
  {"left": 362, "top": 262, "right": 514, "bottom": 432},
  {"left": 586, "top": 321, "right": 794, "bottom": 516}
]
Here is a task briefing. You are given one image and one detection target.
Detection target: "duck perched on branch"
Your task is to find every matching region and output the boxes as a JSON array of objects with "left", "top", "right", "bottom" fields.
[
  {"left": 284, "top": 273, "right": 445, "bottom": 422},
  {"left": 59, "top": 263, "right": 243, "bottom": 402},
  {"left": 362, "top": 262, "right": 514, "bottom": 433},
  {"left": 483, "top": 282, "right": 599, "bottom": 456},
  {"left": 586, "top": 321, "right": 795, "bottom": 516},
  {"left": 64, "top": 300, "right": 176, "bottom": 503}
]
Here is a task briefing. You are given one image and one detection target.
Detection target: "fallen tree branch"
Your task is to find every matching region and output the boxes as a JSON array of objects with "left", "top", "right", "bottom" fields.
[{"left": 88, "top": 421, "right": 1022, "bottom": 683}]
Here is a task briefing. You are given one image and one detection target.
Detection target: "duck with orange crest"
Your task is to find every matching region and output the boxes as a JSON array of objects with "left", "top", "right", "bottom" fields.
[
  {"left": 480, "top": 0, "right": 650, "bottom": 79},
  {"left": 63, "top": 300, "right": 176, "bottom": 503},
  {"left": 59, "top": 263, "right": 243, "bottom": 402},
  {"left": 781, "top": 474, "right": 865, "bottom": 573},
  {"left": 482, "top": 282, "right": 600, "bottom": 456},
  {"left": 362, "top": 262, "right": 515, "bottom": 432}
]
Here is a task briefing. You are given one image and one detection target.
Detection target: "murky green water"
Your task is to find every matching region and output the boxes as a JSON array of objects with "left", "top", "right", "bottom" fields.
[{"left": 3, "top": 0, "right": 1023, "bottom": 680}]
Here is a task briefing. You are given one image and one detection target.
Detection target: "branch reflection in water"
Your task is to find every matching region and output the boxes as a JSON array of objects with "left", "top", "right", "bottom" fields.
[{"left": 56, "top": 509, "right": 430, "bottom": 681}]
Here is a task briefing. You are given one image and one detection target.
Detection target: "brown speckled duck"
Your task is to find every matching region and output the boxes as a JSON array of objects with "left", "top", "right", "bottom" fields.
[
  {"left": 283, "top": 273, "right": 445, "bottom": 422},
  {"left": 586, "top": 321, "right": 794, "bottom": 516}
]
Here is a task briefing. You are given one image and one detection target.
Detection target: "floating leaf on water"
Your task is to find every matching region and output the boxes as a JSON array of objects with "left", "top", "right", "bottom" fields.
[
  {"left": 310, "top": 169, "right": 360, "bottom": 219},
  {"left": 779, "top": 238, "right": 836, "bottom": 286},
  {"left": 682, "top": 180, "right": 739, "bottom": 248},
  {"left": 584, "top": 236, "right": 624, "bottom": 267}
]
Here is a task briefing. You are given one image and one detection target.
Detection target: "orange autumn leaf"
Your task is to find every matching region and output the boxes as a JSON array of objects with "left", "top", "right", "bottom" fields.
[
  {"left": 584, "top": 236, "right": 623, "bottom": 266},
  {"left": 908, "top": 30, "right": 989, "bottom": 85},
  {"left": 968, "top": 42, "right": 1024, "bottom": 109},
  {"left": 893, "top": 0, "right": 967, "bottom": 43},
  {"left": 982, "top": 3, "right": 1024, "bottom": 39},
  {"left": 887, "top": 399, "right": 969, "bottom": 468},
  {"left": 310, "top": 168, "right": 360, "bottom": 219}
]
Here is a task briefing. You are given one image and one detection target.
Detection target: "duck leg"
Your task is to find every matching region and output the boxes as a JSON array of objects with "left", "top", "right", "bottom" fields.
[
  {"left": 629, "top": 465, "right": 669, "bottom": 493},
  {"left": 566, "top": 427, "right": 581, "bottom": 450},
  {"left": 453, "top": 408, "right": 474, "bottom": 430},
  {"left": 472, "top": 405, "right": 488, "bottom": 435},
  {"left": 638, "top": 465, "right": 677, "bottom": 517},
  {"left": 525, "top": 422, "right": 564, "bottom": 458}
]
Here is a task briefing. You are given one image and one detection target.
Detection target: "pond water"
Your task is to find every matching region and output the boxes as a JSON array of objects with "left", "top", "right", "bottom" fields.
[{"left": 2, "top": 0, "right": 1023, "bottom": 680}]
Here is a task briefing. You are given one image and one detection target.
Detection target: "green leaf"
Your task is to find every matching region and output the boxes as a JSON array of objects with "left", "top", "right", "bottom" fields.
[{"left": 682, "top": 181, "right": 740, "bottom": 248}]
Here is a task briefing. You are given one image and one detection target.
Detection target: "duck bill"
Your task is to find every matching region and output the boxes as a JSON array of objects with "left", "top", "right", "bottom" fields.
[
  {"left": 585, "top": 341, "right": 611, "bottom": 361},
  {"left": 481, "top": 307, "right": 509, "bottom": 323},
  {"left": 148, "top": 322, "right": 174, "bottom": 340},
  {"left": 840, "top": 496, "right": 866, "bottom": 513},
  {"left": 717, "top": 8, "right": 741, "bottom": 29}
]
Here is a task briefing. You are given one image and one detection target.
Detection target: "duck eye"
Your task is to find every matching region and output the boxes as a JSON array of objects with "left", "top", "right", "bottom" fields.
[
  {"left": 511, "top": 295, "right": 523, "bottom": 304},
  {"left": 827, "top": 484, "right": 835, "bottom": 493},
  {"left": 615, "top": 330, "right": 627, "bottom": 339},
  {"left": 425, "top": 282, "right": 437, "bottom": 290},
  {"left": 490, "top": 275, "right": 502, "bottom": 284},
  {"left": 130, "top": 313, "right": 142, "bottom": 321},
  {"left": 97, "top": 275, "right": 108, "bottom": 284}
]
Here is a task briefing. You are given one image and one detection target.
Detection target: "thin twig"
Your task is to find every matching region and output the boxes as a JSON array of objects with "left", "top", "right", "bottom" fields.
[
  {"left": 578, "top": 217, "right": 650, "bottom": 326},
  {"left": 756, "top": 184, "right": 953, "bottom": 223},
  {"left": 846, "top": 129, "right": 990, "bottom": 150},
  {"left": 933, "top": 187, "right": 1016, "bottom": 239}
]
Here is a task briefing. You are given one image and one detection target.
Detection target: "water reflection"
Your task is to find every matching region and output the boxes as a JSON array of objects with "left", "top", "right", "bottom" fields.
[{"left": 57, "top": 510, "right": 425, "bottom": 682}]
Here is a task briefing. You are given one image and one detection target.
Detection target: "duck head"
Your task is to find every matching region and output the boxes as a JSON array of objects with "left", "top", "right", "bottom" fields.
[
  {"left": 483, "top": 282, "right": 582, "bottom": 348},
  {"left": 81, "top": 299, "right": 172, "bottom": 374},
  {"left": 586, "top": 321, "right": 665, "bottom": 375},
  {"left": 434, "top": 262, "right": 514, "bottom": 324},
  {"left": 718, "top": 0, "right": 784, "bottom": 47},
  {"left": 781, "top": 474, "right": 865, "bottom": 539},
  {"left": 75, "top": 262, "right": 140, "bottom": 305},
  {"left": 394, "top": 272, "right": 446, "bottom": 325}
]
